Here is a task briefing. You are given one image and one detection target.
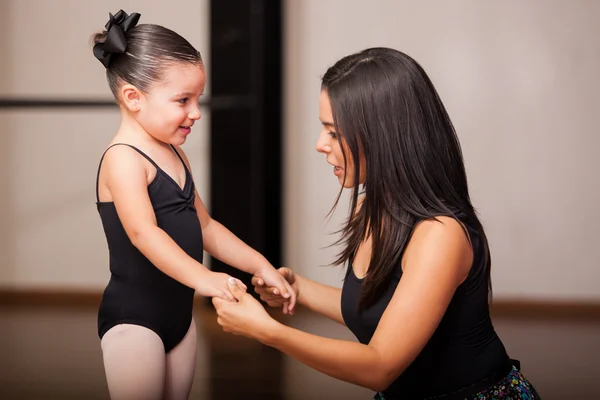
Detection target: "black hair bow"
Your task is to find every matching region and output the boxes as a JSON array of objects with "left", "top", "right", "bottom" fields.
[{"left": 93, "top": 10, "right": 141, "bottom": 68}]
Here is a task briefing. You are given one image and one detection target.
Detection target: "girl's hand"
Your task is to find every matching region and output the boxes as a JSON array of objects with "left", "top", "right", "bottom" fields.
[{"left": 196, "top": 271, "right": 247, "bottom": 301}]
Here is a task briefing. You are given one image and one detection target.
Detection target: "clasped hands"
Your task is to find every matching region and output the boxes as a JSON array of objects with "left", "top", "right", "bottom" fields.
[{"left": 211, "top": 267, "right": 297, "bottom": 341}]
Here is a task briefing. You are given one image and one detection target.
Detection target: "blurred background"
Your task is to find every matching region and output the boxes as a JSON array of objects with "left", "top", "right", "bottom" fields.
[{"left": 0, "top": 0, "right": 599, "bottom": 399}]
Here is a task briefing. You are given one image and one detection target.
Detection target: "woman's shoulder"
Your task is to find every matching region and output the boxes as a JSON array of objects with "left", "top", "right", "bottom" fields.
[
  {"left": 402, "top": 216, "right": 473, "bottom": 280},
  {"left": 414, "top": 216, "right": 469, "bottom": 239}
]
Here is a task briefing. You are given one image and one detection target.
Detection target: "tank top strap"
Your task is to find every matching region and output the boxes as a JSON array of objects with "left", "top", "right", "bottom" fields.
[
  {"left": 95, "top": 143, "right": 161, "bottom": 202},
  {"left": 170, "top": 144, "right": 190, "bottom": 175}
]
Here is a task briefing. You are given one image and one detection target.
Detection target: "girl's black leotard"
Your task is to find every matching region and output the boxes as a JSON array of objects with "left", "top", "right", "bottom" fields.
[{"left": 95, "top": 143, "right": 203, "bottom": 352}]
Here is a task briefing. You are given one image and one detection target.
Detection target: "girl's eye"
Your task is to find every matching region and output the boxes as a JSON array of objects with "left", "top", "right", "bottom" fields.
[
  {"left": 328, "top": 130, "right": 337, "bottom": 139},
  {"left": 178, "top": 98, "right": 189, "bottom": 104}
]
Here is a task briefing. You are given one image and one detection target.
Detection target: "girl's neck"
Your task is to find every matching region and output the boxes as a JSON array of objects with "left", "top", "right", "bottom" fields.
[{"left": 114, "top": 110, "right": 164, "bottom": 149}]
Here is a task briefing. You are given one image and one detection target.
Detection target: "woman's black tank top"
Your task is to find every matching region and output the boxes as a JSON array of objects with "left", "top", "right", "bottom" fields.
[{"left": 341, "top": 221, "right": 509, "bottom": 399}]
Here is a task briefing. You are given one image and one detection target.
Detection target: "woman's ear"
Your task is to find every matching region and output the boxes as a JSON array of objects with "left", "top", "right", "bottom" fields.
[{"left": 120, "top": 84, "right": 142, "bottom": 112}]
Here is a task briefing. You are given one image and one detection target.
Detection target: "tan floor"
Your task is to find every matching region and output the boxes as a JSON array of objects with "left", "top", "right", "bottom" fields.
[{"left": 0, "top": 304, "right": 598, "bottom": 399}]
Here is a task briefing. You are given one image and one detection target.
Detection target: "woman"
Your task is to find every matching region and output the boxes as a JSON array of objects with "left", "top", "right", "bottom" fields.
[{"left": 213, "top": 47, "right": 541, "bottom": 400}]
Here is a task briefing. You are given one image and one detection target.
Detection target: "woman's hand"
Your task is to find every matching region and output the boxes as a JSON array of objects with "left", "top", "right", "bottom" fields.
[
  {"left": 253, "top": 266, "right": 297, "bottom": 314},
  {"left": 252, "top": 267, "right": 299, "bottom": 315},
  {"left": 195, "top": 271, "right": 247, "bottom": 301},
  {"left": 212, "top": 278, "right": 279, "bottom": 341}
]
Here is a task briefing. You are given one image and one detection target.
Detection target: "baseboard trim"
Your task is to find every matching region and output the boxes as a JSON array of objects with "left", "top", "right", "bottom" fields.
[
  {"left": 0, "top": 288, "right": 208, "bottom": 309},
  {"left": 0, "top": 289, "right": 598, "bottom": 320},
  {"left": 490, "top": 299, "right": 600, "bottom": 320},
  {"left": 0, "top": 288, "right": 103, "bottom": 308}
]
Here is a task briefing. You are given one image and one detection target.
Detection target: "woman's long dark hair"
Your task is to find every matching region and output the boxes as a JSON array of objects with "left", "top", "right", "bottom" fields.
[{"left": 322, "top": 47, "right": 491, "bottom": 310}]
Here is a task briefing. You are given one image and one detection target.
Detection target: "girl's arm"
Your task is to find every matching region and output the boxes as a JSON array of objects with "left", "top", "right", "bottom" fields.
[
  {"left": 102, "top": 145, "right": 239, "bottom": 300},
  {"left": 175, "top": 146, "right": 296, "bottom": 310}
]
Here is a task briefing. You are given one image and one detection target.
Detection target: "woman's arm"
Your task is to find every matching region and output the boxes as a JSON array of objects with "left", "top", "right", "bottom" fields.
[
  {"left": 296, "top": 274, "right": 345, "bottom": 324},
  {"left": 215, "top": 217, "right": 472, "bottom": 390}
]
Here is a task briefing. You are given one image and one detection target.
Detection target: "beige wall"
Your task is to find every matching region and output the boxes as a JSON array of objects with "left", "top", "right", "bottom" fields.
[
  {"left": 0, "top": 0, "right": 210, "bottom": 290},
  {"left": 283, "top": 0, "right": 600, "bottom": 304},
  {"left": 0, "top": 1, "right": 14, "bottom": 289},
  {"left": 1, "top": 0, "right": 598, "bottom": 301}
]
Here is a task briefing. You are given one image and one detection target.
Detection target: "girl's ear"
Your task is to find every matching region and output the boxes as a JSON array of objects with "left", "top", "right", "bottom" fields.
[{"left": 120, "top": 84, "right": 142, "bottom": 112}]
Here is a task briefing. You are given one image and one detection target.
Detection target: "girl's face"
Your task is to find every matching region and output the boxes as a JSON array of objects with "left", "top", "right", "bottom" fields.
[
  {"left": 126, "top": 62, "right": 206, "bottom": 145},
  {"left": 315, "top": 90, "right": 366, "bottom": 188}
]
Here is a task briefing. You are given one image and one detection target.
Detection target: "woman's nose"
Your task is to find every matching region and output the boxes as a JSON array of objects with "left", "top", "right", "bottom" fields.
[{"left": 315, "top": 131, "right": 331, "bottom": 153}]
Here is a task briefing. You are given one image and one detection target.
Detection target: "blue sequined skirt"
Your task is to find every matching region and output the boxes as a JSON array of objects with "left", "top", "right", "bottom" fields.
[{"left": 373, "top": 366, "right": 541, "bottom": 400}]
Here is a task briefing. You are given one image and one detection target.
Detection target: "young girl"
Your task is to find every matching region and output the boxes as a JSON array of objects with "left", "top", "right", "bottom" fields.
[
  {"left": 92, "top": 10, "right": 295, "bottom": 400},
  {"left": 213, "top": 48, "right": 542, "bottom": 399}
]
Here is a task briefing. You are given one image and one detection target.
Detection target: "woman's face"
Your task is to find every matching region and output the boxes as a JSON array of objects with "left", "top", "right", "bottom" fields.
[{"left": 315, "top": 90, "right": 366, "bottom": 188}]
